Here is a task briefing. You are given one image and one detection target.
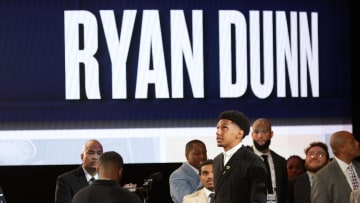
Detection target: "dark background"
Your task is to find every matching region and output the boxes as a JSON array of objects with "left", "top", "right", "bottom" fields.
[{"left": 0, "top": 0, "right": 357, "bottom": 202}]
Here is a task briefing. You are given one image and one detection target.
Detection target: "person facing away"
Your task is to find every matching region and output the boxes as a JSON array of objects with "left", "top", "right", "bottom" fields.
[
  {"left": 287, "top": 141, "right": 330, "bottom": 203},
  {"left": 55, "top": 139, "right": 103, "bottom": 203},
  {"left": 286, "top": 155, "right": 305, "bottom": 181},
  {"left": 248, "top": 118, "right": 288, "bottom": 203},
  {"left": 311, "top": 130, "right": 360, "bottom": 203},
  {"left": 183, "top": 159, "right": 215, "bottom": 203},
  {"left": 169, "top": 139, "right": 208, "bottom": 203},
  {"left": 71, "top": 151, "right": 142, "bottom": 203},
  {"left": 213, "top": 110, "right": 267, "bottom": 203}
]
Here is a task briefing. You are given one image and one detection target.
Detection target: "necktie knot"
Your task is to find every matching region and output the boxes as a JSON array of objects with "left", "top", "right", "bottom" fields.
[
  {"left": 89, "top": 177, "right": 95, "bottom": 185},
  {"left": 209, "top": 193, "right": 215, "bottom": 203}
]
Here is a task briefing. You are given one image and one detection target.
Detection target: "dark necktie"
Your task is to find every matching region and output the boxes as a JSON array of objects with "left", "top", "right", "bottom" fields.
[
  {"left": 209, "top": 193, "right": 215, "bottom": 203},
  {"left": 261, "top": 155, "right": 273, "bottom": 194},
  {"left": 89, "top": 177, "right": 95, "bottom": 185}
]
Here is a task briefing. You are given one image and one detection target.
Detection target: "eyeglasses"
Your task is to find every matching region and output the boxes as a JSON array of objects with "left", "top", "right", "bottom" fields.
[{"left": 307, "top": 152, "right": 325, "bottom": 158}]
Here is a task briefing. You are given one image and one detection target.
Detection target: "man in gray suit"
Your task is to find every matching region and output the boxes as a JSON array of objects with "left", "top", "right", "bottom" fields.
[
  {"left": 169, "top": 139, "right": 208, "bottom": 203},
  {"left": 311, "top": 131, "right": 360, "bottom": 203}
]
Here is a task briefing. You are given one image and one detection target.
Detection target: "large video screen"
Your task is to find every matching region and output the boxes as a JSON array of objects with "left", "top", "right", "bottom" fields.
[{"left": 0, "top": 0, "right": 352, "bottom": 165}]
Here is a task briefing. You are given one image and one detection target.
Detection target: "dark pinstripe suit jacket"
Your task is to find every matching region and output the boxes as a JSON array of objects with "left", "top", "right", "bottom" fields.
[{"left": 213, "top": 146, "right": 268, "bottom": 203}]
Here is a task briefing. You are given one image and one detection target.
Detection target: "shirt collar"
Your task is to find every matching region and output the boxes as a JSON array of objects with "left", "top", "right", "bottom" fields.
[{"left": 223, "top": 142, "right": 242, "bottom": 158}]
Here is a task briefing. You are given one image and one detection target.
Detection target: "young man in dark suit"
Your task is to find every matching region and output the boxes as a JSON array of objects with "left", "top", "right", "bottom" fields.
[
  {"left": 55, "top": 139, "right": 103, "bottom": 203},
  {"left": 213, "top": 110, "right": 267, "bottom": 203}
]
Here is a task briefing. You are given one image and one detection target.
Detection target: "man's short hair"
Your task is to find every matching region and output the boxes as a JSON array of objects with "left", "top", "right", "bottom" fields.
[
  {"left": 199, "top": 159, "right": 213, "bottom": 175},
  {"left": 219, "top": 110, "right": 250, "bottom": 136}
]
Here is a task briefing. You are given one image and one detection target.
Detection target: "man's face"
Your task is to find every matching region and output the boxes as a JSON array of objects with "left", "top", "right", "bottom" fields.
[
  {"left": 186, "top": 143, "right": 207, "bottom": 169},
  {"left": 200, "top": 164, "right": 214, "bottom": 191},
  {"left": 81, "top": 141, "right": 103, "bottom": 173},
  {"left": 251, "top": 120, "right": 273, "bottom": 151},
  {"left": 305, "top": 146, "right": 328, "bottom": 173},
  {"left": 216, "top": 119, "right": 242, "bottom": 151}
]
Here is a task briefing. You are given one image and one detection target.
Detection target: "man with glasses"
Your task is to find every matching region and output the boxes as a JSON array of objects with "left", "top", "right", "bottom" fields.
[
  {"left": 55, "top": 139, "right": 103, "bottom": 203},
  {"left": 287, "top": 141, "right": 330, "bottom": 203}
]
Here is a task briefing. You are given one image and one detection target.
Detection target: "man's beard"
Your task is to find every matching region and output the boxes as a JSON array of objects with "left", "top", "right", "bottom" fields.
[{"left": 253, "top": 139, "right": 271, "bottom": 151}]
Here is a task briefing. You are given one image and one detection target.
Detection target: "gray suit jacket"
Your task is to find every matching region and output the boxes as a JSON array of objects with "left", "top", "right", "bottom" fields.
[
  {"left": 311, "top": 159, "right": 360, "bottom": 203},
  {"left": 169, "top": 162, "right": 201, "bottom": 203}
]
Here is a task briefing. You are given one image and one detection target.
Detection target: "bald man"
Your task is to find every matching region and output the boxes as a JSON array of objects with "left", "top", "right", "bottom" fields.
[
  {"left": 55, "top": 139, "right": 103, "bottom": 203},
  {"left": 311, "top": 131, "right": 360, "bottom": 203}
]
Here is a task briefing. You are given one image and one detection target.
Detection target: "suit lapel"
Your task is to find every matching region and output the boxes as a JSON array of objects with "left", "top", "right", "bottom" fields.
[{"left": 215, "top": 147, "right": 243, "bottom": 190}]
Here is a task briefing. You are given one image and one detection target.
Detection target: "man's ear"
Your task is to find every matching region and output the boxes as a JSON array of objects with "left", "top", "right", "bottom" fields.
[
  {"left": 237, "top": 129, "right": 244, "bottom": 140},
  {"left": 118, "top": 168, "right": 123, "bottom": 179}
]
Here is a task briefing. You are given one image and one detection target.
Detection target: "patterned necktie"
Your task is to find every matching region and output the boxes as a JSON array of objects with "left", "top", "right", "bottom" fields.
[
  {"left": 348, "top": 165, "right": 359, "bottom": 190},
  {"left": 209, "top": 193, "right": 215, "bottom": 203},
  {"left": 261, "top": 155, "right": 273, "bottom": 194}
]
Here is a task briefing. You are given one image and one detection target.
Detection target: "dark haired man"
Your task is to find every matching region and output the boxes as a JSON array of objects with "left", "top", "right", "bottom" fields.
[
  {"left": 213, "top": 110, "right": 267, "bottom": 203},
  {"left": 183, "top": 159, "right": 215, "bottom": 203},
  {"left": 71, "top": 151, "right": 142, "bottom": 203}
]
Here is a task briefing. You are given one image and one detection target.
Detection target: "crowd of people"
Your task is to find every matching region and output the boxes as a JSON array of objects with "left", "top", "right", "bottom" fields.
[
  {"left": 0, "top": 109, "right": 359, "bottom": 203},
  {"left": 169, "top": 110, "right": 360, "bottom": 203}
]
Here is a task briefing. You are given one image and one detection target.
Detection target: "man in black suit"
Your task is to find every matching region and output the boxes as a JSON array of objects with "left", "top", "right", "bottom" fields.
[
  {"left": 55, "top": 139, "right": 103, "bottom": 203},
  {"left": 249, "top": 118, "right": 288, "bottom": 203},
  {"left": 71, "top": 151, "right": 142, "bottom": 203},
  {"left": 288, "top": 141, "right": 329, "bottom": 203},
  {"left": 213, "top": 110, "right": 267, "bottom": 203}
]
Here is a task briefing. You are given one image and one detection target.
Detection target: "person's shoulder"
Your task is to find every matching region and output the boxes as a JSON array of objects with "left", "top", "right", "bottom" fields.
[
  {"left": 183, "top": 189, "right": 202, "bottom": 199},
  {"left": 116, "top": 187, "right": 142, "bottom": 202},
  {"left": 270, "top": 150, "right": 286, "bottom": 161},
  {"left": 243, "top": 145, "right": 253, "bottom": 151},
  {"left": 58, "top": 165, "right": 84, "bottom": 179},
  {"left": 314, "top": 160, "right": 334, "bottom": 177},
  {"left": 170, "top": 162, "right": 189, "bottom": 176}
]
